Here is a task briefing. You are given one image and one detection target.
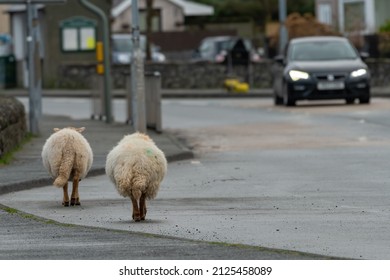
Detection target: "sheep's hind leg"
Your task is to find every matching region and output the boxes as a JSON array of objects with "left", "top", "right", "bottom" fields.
[
  {"left": 130, "top": 194, "right": 141, "bottom": 222},
  {"left": 62, "top": 182, "right": 69, "bottom": 207},
  {"left": 139, "top": 193, "right": 147, "bottom": 220},
  {"left": 70, "top": 174, "right": 81, "bottom": 206}
]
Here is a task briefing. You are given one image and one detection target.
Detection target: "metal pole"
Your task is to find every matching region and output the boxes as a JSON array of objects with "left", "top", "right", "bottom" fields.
[
  {"left": 278, "top": 0, "right": 288, "bottom": 54},
  {"left": 131, "top": 0, "right": 146, "bottom": 133},
  {"left": 27, "top": 1, "right": 40, "bottom": 135},
  {"left": 79, "top": 0, "right": 113, "bottom": 123}
]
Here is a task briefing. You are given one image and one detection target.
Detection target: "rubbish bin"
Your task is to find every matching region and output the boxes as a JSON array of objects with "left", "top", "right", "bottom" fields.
[
  {"left": 0, "top": 55, "right": 17, "bottom": 89},
  {"left": 126, "top": 71, "right": 162, "bottom": 132},
  {"left": 90, "top": 74, "right": 105, "bottom": 120}
]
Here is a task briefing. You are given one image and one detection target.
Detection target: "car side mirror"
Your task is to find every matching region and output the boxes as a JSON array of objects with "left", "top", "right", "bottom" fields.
[
  {"left": 273, "top": 54, "right": 285, "bottom": 65},
  {"left": 360, "top": 52, "right": 369, "bottom": 60}
]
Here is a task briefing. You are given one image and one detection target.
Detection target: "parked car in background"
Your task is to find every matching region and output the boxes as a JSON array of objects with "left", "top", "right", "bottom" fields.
[
  {"left": 111, "top": 33, "right": 166, "bottom": 64},
  {"left": 192, "top": 36, "right": 261, "bottom": 63},
  {"left": 272, "top": 36, "right": 370, "bottom": 106}
]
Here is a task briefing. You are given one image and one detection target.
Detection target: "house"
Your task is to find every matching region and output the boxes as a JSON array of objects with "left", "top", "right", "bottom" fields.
[
  {"left": 316, "top": 0, "right": 339, "bottom": 31},
  {"left": 6, "top": 1, "right": 110, "bottom": 88},
  {"left": 316, "top": 0, "right": 390, "bottom": 34},
  {"left": 0, "top": 5, "right": 10, "bottom": 34},
  {"left": 111, "top": 0, "right": 214, "bottom": 33}
]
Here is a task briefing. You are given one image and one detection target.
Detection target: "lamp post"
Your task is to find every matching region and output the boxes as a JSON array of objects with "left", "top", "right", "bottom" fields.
[
  {"left": 79, "top": 0, "right": 113, "bottom": 124},
  {"left": 278, "top": 0, "right": 288, "bottom": 54},
  {"left": 131, "top": 0, "right": 146, "bottom": 133}
]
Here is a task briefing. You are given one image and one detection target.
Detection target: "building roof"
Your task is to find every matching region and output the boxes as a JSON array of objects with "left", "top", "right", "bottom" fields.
[{"left": 111, "top": 0, "right": 214, "bottom": 18}]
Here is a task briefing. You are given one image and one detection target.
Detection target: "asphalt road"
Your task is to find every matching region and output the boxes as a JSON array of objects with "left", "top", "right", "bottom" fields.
[
  {"left": 3, "top": 97, "right": 390, "bottom": 259},
  {"left": 3, "top": 205, "right": 326, "bottom": 260}
]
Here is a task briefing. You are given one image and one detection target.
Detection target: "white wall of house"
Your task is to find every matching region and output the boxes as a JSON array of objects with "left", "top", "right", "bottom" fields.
[
  {"left": 316, "top": 0, "right": 339, "bottom": 29},
  {"left": 374, "top": 0, "right": 390, "bottom": 30},
  {"left": 317, "top": 0, "right": 390, "bottom": 35},
  {"left": 12, "top": 13, "right": 26, "bottom": 61},
  {"left": 10, "top": 10, "right": 45, "bottom": 88},
  {"left": 112, "top": 0, "right": 185, "bottom": 33},
  {"left": 338, "top": 0, "right": 376, "bottom": 34},
  {"left": 11, "top": 13, "right": 28, "bottom": 87}
]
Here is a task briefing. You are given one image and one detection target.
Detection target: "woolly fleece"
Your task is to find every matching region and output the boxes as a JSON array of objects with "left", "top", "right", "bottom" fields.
[
  {"left": 41, "top": 127, "right": 93, "bottom": 187},
  {"left": 105, "top": 132, "right": 167, "bottom": 200}
]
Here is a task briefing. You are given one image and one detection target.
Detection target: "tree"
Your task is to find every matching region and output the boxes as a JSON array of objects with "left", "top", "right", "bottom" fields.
[{"left": 191, "top": 0, "right": 314, "bottom": 28}]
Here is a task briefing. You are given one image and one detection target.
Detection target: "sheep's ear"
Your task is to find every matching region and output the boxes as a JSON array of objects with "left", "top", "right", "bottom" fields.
[
  {"left": 53, "top": 128, "right": 60, "bottom": 132},
  {"left": 76, "top": 127, "right": 86, "bottom": 133}
]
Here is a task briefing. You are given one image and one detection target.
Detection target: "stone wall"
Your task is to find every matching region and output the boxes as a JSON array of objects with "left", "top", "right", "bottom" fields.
[
  {"left": 366, "top": 60, "right": 390, "bottom": 87},
  {"left": 55, "top": 62, "right": 275, "bottom": 89},
  {"left": 54, "top": 60, "right": 390, "bottom": 90},
  {"left": 0, "top": 96, "right": 27, "bottom": 159}
]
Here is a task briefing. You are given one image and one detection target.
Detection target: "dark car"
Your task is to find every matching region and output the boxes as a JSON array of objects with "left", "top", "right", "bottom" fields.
[
  {"left": 192, "top": 36, "right": 261, "bottom": 63},
  {"left": 272, "top": 36, "right": 370, "bottom": 106}
]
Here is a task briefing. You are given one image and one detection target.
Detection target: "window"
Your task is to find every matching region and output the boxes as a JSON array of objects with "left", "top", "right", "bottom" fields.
[
  {"left": 318, "top": 3, "right": 332, "bottom": 25},
  {"left": 60, "top": 17, "right": 97, "bottom": 52},
  {"left": 344, "top": 1, "right": 365, "bottom": 31},
  {"left": 139, "top": 9, "right": 161, "bottom": 32}
]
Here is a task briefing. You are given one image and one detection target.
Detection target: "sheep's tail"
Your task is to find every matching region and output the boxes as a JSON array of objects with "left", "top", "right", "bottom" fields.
[
  {"left": 53, "top": 148, "right": 75, "bottom": 188},
  {"left": 118, "top": 175, "right": 148, "bottom": 200},
  {"left": 53, "top": 175, "right": 69, "bottom": 188}
]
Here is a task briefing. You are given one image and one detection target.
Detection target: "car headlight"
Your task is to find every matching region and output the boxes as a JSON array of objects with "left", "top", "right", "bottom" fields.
[
  {"left": 350, "top": 68, "right": 367, "bottom": 78},
  {"left": 153, "top": 53, "right": 166, "bottom": 62},
  {"left": 118, "top": 54, "right": 131, "bottom": 64},
  {"left": 289, "top": 70, "right": 309, "bottom": 81}
]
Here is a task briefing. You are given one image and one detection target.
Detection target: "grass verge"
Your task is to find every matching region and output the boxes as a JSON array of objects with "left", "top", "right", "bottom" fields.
[{"left": 0, "top": 133, "right": 34, "bottom": 165}]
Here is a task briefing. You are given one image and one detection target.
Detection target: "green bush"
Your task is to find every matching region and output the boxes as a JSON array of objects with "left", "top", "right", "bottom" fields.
[{"left": 379, "top": 20, "right": 390, "bottom": 32}]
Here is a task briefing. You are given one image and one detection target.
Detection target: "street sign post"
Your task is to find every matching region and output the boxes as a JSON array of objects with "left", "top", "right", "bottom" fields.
[
  {"left": 131, "top": 0, "right": 146, "bottom": 133},
  {"left": 278, "top": 0, "right": 288, "bottom": 54},
  {"left": 26, "top": 3, "right": 41, "bottom": 134},
  {"left": 79, "top": 0, "right": 112, "bottom": 124}
]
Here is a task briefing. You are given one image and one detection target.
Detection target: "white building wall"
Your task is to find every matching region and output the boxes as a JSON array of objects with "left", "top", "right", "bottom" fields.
[
  {"left": 339, "top": 0, "right": 376, "bottom": 34},
  {"left": 112, "top": 0, "right": 185, "bottom": 33},
  {"left": 374, "top": 0, "right": 390, "bottom": 29}
]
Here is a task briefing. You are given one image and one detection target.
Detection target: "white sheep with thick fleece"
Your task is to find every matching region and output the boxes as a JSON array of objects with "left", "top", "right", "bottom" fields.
[
  {"left": 105, "top": 132, "right": 167, "bottom": 222},
  {"left": 41, "top": 127, "right": 93, "bottom": 206}
]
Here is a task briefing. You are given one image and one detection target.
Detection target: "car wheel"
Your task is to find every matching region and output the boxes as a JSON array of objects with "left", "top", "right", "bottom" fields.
[
  {"left": 359, "top": 95, "right": 370, "bottom": 104},
  {"left": 283, "top": 83, "right": 295, "bottom": 106},
  {"left": 345, "top": 97, "right": 355, "bottom": 104}
]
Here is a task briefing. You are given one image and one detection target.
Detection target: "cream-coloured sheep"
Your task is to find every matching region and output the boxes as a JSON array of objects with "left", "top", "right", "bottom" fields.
[
  {"left": 41, "top": 127, "right": 93, "bottom": 207},
  {"left": 105, "top": 132, "right": 167, "bottom": 222}
]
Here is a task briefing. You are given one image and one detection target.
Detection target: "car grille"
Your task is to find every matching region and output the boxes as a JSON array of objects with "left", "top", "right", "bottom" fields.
[{"left": 314, "top": 73, "right": 346, "bottom": 81}]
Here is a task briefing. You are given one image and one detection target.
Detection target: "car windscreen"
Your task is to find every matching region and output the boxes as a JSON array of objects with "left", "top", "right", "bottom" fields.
[
  {"left": 289, "top": 40, "right": 358, "bottom": 61},
  {"left": 216, "top": 40, "right": 235, "bottom": 53},
  {"left": 215, "top": 39, "right": 252, "bottom": 53},
  {"left": 112, "top": 37, "right": 146, "bottom": 52}
]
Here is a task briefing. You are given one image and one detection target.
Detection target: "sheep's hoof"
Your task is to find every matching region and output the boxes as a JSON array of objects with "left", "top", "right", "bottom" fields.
[
  {"left": 133, "top": 215, "right": 141, "bottom": 222},
  {"left": 62, "top": 201, "right": 69, "bottom": 207},
  {"left": 70, "top": 198, "right": 81, "bottom": 206}
]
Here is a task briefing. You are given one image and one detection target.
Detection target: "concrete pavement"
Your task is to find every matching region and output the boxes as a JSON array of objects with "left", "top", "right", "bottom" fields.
[
  {"left": 3, "top": 86, "right": 390, "bottom": 99},
  {"left": 0, "top": 115, "right": 192, "bottom": 195},
  {"left": 0, "top": 113, "right": 335, "bottom": 260}
]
